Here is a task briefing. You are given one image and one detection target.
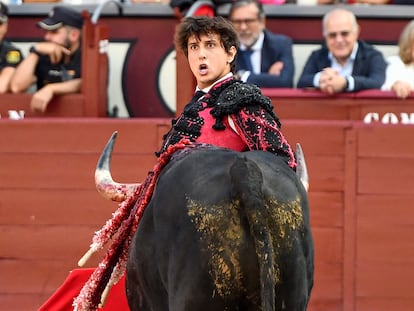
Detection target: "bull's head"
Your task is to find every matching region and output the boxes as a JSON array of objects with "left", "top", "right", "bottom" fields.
[{"left": 95, "top": 133, "right": 310, "bottom": 202}]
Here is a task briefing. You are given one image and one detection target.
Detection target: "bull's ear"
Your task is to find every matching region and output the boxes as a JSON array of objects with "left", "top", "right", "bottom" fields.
[{"left": 296, "top": 143, "right": 309, "bottom": 192}]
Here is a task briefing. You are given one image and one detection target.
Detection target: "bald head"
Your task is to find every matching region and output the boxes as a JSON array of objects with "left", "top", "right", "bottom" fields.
[
  {"left": 322, "top": 8, "right": 360, "bottom": 64},
  {"left": 322, "top": 9, "right": 358, "bottom": 37}
]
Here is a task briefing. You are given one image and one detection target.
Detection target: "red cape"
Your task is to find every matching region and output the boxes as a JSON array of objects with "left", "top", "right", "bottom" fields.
[{"left": 37, "top": 268, "right": 129, "bottom": 311}]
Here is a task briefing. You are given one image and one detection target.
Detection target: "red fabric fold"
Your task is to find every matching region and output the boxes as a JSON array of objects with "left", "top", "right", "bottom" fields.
[{"left": 37, "top": 268, "right": 129, "bottom": 311}]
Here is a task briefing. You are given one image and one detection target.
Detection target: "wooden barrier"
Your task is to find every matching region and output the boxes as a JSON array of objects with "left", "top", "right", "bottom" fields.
[
  {"left": 175, "top": 66, "right": 414, "bottom": 123},
  {"left": 0, "top": 12, "right": 109, "bottom": 118},
  {"left": 1, "top": 118, "right": 413, "bottom": 311},
  {"left": 262, "top": 88, "right": 414, "bottom": 123}
]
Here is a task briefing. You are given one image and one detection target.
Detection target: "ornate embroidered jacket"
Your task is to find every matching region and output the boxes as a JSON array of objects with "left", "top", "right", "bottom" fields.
[{"left": 157, "top": 77, "right": 297, "bottom": 169}]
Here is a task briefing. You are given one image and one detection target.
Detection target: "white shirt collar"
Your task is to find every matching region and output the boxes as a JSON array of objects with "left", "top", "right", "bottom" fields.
[{"left": 196, "top": 72, "right": 233, "bottom": 93}]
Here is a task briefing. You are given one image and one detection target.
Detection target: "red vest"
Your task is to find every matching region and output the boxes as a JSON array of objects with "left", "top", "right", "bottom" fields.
[{"left": 197, "top": 107, "right": 247, "bottom": 151}]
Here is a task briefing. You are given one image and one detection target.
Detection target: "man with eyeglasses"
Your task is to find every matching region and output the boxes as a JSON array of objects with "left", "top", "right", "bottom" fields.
[
  {"left": 10, "top": 6, "right": 83, "bottom": 113},
  {"left": 297, "top": 8, "right": 386, "bottom": 94},
  {"left": 229, "top": 0, "right": 294, "bottom": 88}
]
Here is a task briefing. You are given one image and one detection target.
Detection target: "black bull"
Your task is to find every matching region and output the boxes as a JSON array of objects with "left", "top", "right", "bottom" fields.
[{"left": 124, "top": 146, "right": 314, "bottom": 311}]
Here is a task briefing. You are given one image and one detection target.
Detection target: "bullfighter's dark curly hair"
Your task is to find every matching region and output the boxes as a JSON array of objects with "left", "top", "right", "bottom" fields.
[{"left": 174, "top": 16, "right": 240, "bottom": 73}]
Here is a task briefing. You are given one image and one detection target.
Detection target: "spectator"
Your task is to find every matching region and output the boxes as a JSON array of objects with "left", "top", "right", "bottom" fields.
[
  {"left": 10, "top": 6, "right": 83, "bottom": 113},
  {"left": 0, "top": 2, "right": 23, "bottom": 94},
  {"left": 297, "top": 8, "right": 386, "bottom": 94},
  {"left": 228, "top": 0, "right": 294, "bottom": 88},
  {"left": 382, "top": 20, "right": 414, "bottom": 99}
]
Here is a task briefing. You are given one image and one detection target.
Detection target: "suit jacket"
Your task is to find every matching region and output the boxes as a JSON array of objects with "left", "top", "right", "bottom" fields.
[
  {"left": 297, "top": 40, "right": 386, "bottom": 91},
  {"left": 236, "top": 29, "right": 294, "bottom": 88}
]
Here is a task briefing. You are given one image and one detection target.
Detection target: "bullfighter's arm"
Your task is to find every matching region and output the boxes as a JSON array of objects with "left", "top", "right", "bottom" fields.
[{"left": 229, "top": 106, "right": 297, "bottom": 169}]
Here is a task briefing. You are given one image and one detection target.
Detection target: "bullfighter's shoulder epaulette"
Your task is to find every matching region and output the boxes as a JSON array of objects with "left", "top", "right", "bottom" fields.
[{"left": 205, "top": 78, "right": 276, "bottom": 130}]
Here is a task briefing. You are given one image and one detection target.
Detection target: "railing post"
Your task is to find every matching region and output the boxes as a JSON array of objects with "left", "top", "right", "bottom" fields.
[{"left": 81, "top": 11, "right": 109, "bottom": 117}]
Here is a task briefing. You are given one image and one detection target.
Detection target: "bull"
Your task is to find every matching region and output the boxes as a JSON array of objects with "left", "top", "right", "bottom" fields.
[
  {"left": 78, "top": 133, "right": 314, "bottom": 311},
  {"left": 94, "top": 132, "right": 314, "bottom": 311}
]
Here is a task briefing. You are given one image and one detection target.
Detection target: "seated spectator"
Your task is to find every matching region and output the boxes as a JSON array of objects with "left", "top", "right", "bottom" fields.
[
  {"left": 10, "top": 6, "right": 83, "bottom": 113},
  {"left": 297, "top": 8, "right": 386, "bottom": 94},
  {"left": 229, "top": 0, "right": 294, "bottom": 88},
  {"left": 0, "top": 2, "right": 23, "bottom": 94},
  {"left": 382, "top": 20, "right": 414, "bottom": 99}
]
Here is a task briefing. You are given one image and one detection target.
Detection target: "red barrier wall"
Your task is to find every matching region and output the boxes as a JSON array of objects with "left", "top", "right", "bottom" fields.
[{"left": 1, "top": 119, "right": 413, "bottom": 311}]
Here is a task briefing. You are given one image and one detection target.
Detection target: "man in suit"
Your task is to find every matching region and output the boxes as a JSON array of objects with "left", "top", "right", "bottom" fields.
[
  {"left": 297, "top": 8, "right": 386, "bottom": 94},
  {"left": 229, "top": 0, "right": 294, "bottom": 88}
]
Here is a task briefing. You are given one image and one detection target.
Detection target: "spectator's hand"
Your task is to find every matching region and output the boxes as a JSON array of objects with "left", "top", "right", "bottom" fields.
[
  {"left": 392, "top": 80, "right": 412, "bottom": 99},
  {"left": 319, "top": 68, "right": 347, "bottom": 94},
  {"left": 319, "top": 68, "right": 335, "bottom": 94},
  {"left": 268, "top": 61, "right": 283, "bottom": 76},
  {"left": 31, "top": 85, "right": 54, "bottom": 113},
  {"left": 34, "top": 42, "right": 71, "bottom": 64}
]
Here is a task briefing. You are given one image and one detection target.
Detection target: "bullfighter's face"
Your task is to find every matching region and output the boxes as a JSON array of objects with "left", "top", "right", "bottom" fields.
[{"left": 187, "top": 33, "right": 236, "bottom": 90}]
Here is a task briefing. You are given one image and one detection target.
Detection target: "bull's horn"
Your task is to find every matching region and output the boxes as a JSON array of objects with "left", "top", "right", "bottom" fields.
[
  {"left": 95, "top": 131, "right": 140, "bottom": 202},
  {"left": 296, "top": 143, "right": 309, "bottom": 192}
]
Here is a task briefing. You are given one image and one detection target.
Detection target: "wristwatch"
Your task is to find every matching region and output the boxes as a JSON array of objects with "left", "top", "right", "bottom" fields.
[
  {"left": 29, "top": 46, "right": 42, "bottom": 57},
  {"left": 344, "top": 77, "right": 349, "bottom": 91}
]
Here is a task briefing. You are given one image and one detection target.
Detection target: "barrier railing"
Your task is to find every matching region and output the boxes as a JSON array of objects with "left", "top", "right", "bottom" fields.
[{"left": 262, "top": 88, "right": 414, "bottom": 124}]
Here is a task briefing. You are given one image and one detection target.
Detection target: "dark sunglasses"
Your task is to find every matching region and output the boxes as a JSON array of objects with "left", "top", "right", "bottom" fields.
[{"left": 327, "top": 31, "right": 351, "bottom": 39}]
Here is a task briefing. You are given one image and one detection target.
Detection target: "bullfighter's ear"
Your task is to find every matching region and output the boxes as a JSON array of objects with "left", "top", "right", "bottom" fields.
[{"left": 296, "top": 143, "right": 309, "bottom": 192}]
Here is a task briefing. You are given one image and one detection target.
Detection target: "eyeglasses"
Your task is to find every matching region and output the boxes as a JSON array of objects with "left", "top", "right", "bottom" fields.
[
  {"left": 326, "top": 31, "right": 351, "bottom": 39},
  {"left": 231, "top": 18, "right": 259, "bottom": 27}
]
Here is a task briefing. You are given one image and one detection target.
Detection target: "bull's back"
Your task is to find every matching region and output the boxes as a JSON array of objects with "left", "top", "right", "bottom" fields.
[{"left": 127, "top": 147, "right": 313, "bottom": 311}]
